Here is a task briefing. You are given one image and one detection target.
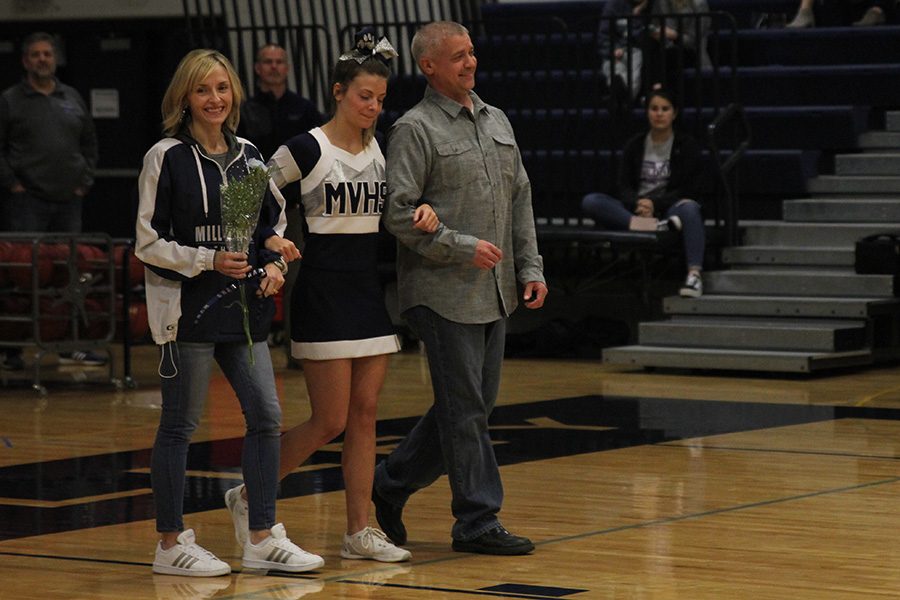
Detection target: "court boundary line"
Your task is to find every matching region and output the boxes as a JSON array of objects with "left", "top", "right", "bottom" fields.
[
  {"left": 661, "top": 441, "right": 900, "bottom": 461},
  {"left": 3, "top": 474, "right": 900, "bottom": 598}
]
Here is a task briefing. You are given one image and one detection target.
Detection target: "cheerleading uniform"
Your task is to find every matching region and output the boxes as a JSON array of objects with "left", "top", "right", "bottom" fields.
[{"left": 269, "top": 127, "right": 400, "bottom": 360}]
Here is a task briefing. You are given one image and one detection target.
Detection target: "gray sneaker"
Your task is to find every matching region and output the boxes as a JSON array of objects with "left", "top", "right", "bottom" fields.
[
  {"left": 152, "top": 529, "right": 231, "bottom": 577},
  {"left": 341, "top": 527, "right": 411, "bottom": 562},
  {"left": 241, "top": 523, "right": 324, "bottom": 572}
]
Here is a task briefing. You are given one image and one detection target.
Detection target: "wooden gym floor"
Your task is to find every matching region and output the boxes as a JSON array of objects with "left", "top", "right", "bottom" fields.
[{"left": 3, "top": 344, "right": 900, "bottom": 599}]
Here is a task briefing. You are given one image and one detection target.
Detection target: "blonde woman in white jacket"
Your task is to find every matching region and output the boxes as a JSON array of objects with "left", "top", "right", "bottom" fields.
[{"left": 136, "top": 48, "right": 321, "bottom": 578}]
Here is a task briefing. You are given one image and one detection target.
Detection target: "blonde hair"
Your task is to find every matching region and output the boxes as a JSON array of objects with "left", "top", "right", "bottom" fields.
[
  {"left": 161, "top": 49, "right": 244, "bottom": 137},
  {"left": 410, "top": 21, "right": 469, "bottom": 66}
]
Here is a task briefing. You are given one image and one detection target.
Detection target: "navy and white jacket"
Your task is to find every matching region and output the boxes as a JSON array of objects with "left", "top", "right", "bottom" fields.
[{"left": 136, "top": 129, "right": 287, "bottom": 345}]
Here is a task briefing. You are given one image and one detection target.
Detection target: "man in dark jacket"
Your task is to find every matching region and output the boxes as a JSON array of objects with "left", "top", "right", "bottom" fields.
[
  {"left": 0, "top": 31, "right": 103, "bottom": 369},
  {"left": 0, "top": 32, "right": 97, "bottom": 234},
  {"left": 238, "top": 43, "right": 323, "bottom": 162}
]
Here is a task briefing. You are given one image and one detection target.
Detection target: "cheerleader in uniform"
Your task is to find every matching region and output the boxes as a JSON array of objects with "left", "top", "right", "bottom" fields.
[{"left": 224, "top": 30, "right": 438, "bottom": 563}]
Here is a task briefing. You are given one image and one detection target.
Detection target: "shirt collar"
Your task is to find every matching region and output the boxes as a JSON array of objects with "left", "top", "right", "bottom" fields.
[
  {"left": 21, "top": 76, "right": 61, "bottom": 97},
  {"left": 253, "top": 88, "right": 277, "bottom": 102},
  {"left": 253, "top": 87, "right": 293, "bottom": 104},
  {"left": 424, "top": 85, "right": 488, "bottom": 118}
]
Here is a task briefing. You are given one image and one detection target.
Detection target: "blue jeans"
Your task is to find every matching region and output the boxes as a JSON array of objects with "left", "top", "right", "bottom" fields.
[
  {"left": 151, "top": 341, "right": 282, "bottom": 533},
  {"left": 374, "top": 305, "right": 506, "bottom": 541},
  {"left": 1, "top": 191, "right": 82, "bottom": 233},
  {"left": 581, "top": 192, "right": 706, "bottom": 269}
]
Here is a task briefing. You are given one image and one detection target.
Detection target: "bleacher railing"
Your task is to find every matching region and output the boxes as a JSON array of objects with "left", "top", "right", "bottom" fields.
[
  {"left": 182, "top": 0, "right": 482, "bottom": 111},
  {"left": 708, "top": 102, "right": 751, "bottom": 246}
]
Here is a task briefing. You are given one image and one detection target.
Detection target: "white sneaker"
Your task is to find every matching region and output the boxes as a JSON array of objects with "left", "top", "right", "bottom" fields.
[
  {"left": 656, "top": 215, "right": 682, "bottom": 232},
  {"left": 680, "top": 272, "right": 703, "bottom": 298},
  {"left": 242, "top": 523, "right": 324, "bottom": 572},
  {"left": 224, "top": 484, "right": 249, "bottom": 547},
  {"left": 152, "top": 529, "right": 231, "bottom": 577},
  {"left": 341, "top": 526, "right": 412, "bottom": 563}
]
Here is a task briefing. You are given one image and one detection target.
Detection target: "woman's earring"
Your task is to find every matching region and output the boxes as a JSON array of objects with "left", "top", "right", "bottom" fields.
[{"left": 181, "top": 106, "right": 190, "bottom": 120}]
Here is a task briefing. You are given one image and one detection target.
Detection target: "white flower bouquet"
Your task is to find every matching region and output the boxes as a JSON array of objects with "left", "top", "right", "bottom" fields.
[{"left": 219, "top": 158, "right": 272, "bottom": 363}]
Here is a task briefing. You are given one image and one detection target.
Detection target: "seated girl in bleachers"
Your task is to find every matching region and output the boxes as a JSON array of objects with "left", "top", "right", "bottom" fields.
[{"left": 581, "top": 88, "right": 705, "bottom": 297}]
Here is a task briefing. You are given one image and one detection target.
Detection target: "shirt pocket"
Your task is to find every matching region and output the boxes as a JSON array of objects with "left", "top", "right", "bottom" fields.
[
  {"left": 432, "top": 138, "right": 482, "bottom": 190},
  {"left": 491, "top": 132, "right": 519, "bottom": 183}
]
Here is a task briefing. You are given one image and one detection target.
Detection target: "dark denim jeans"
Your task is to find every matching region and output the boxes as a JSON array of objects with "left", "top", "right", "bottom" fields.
[
  {"left": 581, "top": 192, "right": 706, "bottom": 269},
  {"left": 151, "top": 341, "right": 282, "bottom": 532},
  {"left": 375, "top": 305, "right": 506, "bottom": 541},
  {"left": 1, "top": 191, "right": 82, "bottom": 232}
]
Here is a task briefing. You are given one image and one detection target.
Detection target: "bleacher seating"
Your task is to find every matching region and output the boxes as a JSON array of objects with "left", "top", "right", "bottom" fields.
[
  {"left": 685, "top": 63, "right": 900, "bottom": 107},
  {"left": 470, "top": 0, "right": 900, "bottom": 373},
  {"left": 521, "top": 147, "right": 816, "bottom": 219},
  {"left": 718, "top": 26, "right": 900, "bottom": 66},
  {"left": 505, "top": 106, "right": 867, "bottom": 151}
]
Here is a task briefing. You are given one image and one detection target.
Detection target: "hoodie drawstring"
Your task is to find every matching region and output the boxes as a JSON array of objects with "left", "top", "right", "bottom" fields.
[
  {"left": 191, "top": 146, "right": 209, "bottom": 218},
  {"left": 158, "top": 341, "right": 179, "bottom": 379}
]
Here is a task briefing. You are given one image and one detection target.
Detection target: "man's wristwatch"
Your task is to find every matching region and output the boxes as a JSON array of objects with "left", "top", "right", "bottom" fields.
[{"left": 272, "top": 258, "right": 288, "bottom": 275}]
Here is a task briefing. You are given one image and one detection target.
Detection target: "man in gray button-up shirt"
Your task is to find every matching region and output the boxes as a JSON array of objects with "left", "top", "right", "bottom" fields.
[{"left": 373, "top": 21, "right": 547, "bottom": 556}]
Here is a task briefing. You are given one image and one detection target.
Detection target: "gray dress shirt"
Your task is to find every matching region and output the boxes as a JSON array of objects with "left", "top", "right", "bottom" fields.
[{"left": 384, "top": 86, "right": 544, "bottom": 324}]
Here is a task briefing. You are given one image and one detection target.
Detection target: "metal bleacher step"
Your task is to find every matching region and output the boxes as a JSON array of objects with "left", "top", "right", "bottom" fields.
[
  {"left": 722, "top": 245, "right": 853, "bottom": 267},
  {"left": 741, "top": 221, "right": 892, "bottom": 246},
  {"left": 705, "top": 269, "right": 896, "bottom": 297},
  {"left": 638, "top": 316, "right": 867, "bottom": 352},
  {"left": 602, "top": 345, "right": 874, "bottom": 373},
  {"left": 664, "top": 294, "right": 899, "bottom": 319},
  {"left": 782, "top": 198, "right": 900, "bottom": 222},
  {"left": 807, "top": 175, "right": 900, "bottom": 195},
  {"left": 836, "top": 154, "right": 900, "bottom": 176},
  {"left": 887, "top": 111, "right": 900, "bottom": 132},
  {"left": 858, "top": 130, "right": 900, "bottom": 150}
]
